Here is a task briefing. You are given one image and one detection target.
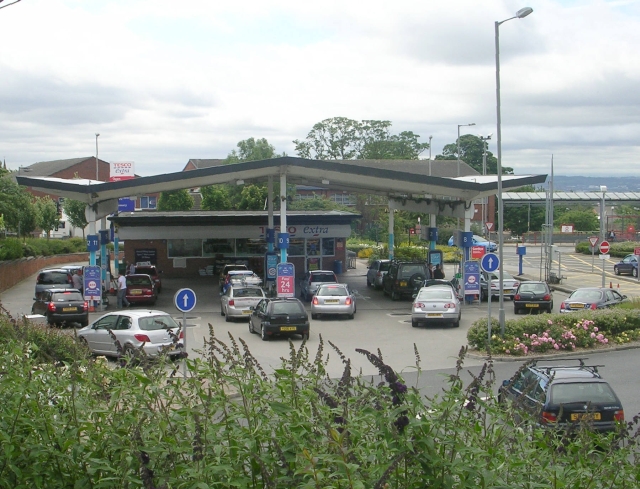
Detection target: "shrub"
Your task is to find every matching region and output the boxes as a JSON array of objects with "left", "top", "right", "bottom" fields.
[{"left": 0, "top": 238, "right": 23, "bottom": 260}]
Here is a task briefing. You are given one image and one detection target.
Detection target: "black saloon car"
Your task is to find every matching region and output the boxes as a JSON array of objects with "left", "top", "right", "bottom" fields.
[
  {"left": 31, "top": 288, "right": 89, "bottom": 327},
  {"left": 513, "top": 281, "right": 553, "bottom": 314},
  {"left": 499, "top": 359, "right": 624, "bottom": 434},
  {"left": 249, "top": 298, "right": 310, "bottom": 341}
]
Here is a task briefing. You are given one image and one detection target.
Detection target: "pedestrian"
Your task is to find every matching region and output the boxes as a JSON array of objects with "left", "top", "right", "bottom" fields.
[
  {"left": 117, "top": 271, "right": 130, "bottom": 309},
  {"left": 72, "top": 269, "right": 83, "bottom": 290},
  {"left": 433, "top": 264, "right": 445, "bottom": 279},
  {"left": 128, "top": 262, "right": 136, "bottom": 275}
]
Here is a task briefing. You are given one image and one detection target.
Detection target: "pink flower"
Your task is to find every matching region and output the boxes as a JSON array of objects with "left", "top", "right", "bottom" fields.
[
  {"left": 554, "top": 344, "right": 560, "bottom": 350},
  {"left": 591, "top": 332, "right": 596, "bottom": 338},
  {"left": 593, "top": 327, "right": 598, "bottom": 332},
  {"left": 505, "top": 349, "right": 510, "bottom": 354},
  {"left": 547, "top": 319, "right": 553, "bottom": 325},
  {"left": 604, "top": 338, "right": 608, "bottom": 343}
]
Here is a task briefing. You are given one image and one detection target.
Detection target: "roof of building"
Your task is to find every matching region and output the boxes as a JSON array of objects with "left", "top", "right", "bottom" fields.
[
  {"left": 184, "top": 159, "right": 225, "bottom": 170},
  {"left": 21, "top": 157, "right": 96, "bottom": 177}
]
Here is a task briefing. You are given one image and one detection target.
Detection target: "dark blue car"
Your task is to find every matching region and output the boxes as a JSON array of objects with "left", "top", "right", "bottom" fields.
[{"left": 613, "top": 254, "right": 638, "bottom": 277}]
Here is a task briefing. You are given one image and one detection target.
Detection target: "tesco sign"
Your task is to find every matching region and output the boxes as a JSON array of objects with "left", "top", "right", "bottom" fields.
[{"left": 110, "top": 162, "right": 135, "bottom": 182}]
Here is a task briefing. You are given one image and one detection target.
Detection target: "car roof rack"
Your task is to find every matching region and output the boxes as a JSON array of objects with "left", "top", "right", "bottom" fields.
[{"left": 530, "top": 357, "right": 604, "bottom": 376}]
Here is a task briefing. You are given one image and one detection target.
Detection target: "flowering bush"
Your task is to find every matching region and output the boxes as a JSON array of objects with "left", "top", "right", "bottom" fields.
[{"left": 468, "top": 309, "right": 640, "bottom": 356}]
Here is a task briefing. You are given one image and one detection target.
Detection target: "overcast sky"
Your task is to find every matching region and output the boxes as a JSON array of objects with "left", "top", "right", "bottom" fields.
[{"left": 1, "top": 0, "right": 638, "bottom": 177}]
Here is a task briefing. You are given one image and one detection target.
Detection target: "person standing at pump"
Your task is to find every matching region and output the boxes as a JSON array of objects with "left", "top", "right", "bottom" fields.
[
  {"left": 433, "top": 264, "right": 445, "bottom": 279},
  {"left": 128, "top": 262, "right": 136, "bottom": 275},
  {"left": 117, "top": 271, "right": 130, "bottom": 309},
  {"left": 72, "top": 269, "right": 83, "bottom": 290}
]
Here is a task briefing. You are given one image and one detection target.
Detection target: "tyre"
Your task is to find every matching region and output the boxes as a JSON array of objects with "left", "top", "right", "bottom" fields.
[
  {"left": 225, "top": 311, "right": 231, "bottom": 322},
  {"left": 348, "top": 313, "right": 354, "bottom": 320},
  {"left": 80, "top": 319, "right": 89, "bottom": 327},
  {"left": 311, "top": 313, "right": 319, "bottom": 320},
  {"left": 411, "top": 320, "right": 418, "bottom": 328},
  {"left": 220, "top": 306, "right": 225, "bottom": 316},
  {"left": 382, "top": 286, "right": 389, "bottom": 296},
  {"left": 249, "top": 322, "right": 254, "bottom": 334},
  {"left": 409, "top": 273, "right": 426, "bottom": 289},
  {"left": 453, "top": 318, "right": 460, "bottom": 328},
  {"left": 301, "top": 332, "right": 309, "bottom": 341},
  {"left": 514, "top": 307, "right": 519, "bottom": 315},
  {"left": 614, "top": 266, "right": 620, "bottom": 275},
  {"left": 480, "top": 289, "right": 486, "bottom": 302},
  {"left": 261, "top": 325, "right": 269, "bottom": 341},
  {"left": 391, "top": 290, "right": 400, "bottom": 301},
  {"left": 366, "top": 278, "right": 372, "bottom": 287},
  {"left": 634, "top": 268, "right": 638, "bottom": 278}
]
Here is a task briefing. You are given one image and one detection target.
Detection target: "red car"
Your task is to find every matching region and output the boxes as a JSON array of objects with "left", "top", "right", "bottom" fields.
[
  {"left": 133, "top": 265, "right": 162, "bottom": 293},
  {"left": 125, "top": 274, "right": 158, "bottom": 305}
]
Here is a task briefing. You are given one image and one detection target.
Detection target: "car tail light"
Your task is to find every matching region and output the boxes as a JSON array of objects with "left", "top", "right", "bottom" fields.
[
  {"left": 134, "top": 334, "right": 151, "bottom": 343},
  {"left": 590, "top": 303, "right": 597, "bottom": 310},
  {"left": 444, "top": 303, "right": 455, "bottom": 309},
  {"left": 514, "top": 294, "right": 521, "bottom": 300},
  {"left": 312, "top": 297, "right": 319, "bottom": 305},
  {"left": 345, "top": 297, "right": 352, "bottom": 305},
  {"left": 47, "top": 302, "right": 56, "bottom": 312},
  {"left": 413, "top": 302, "right": 423, "bottom": 308},
  {"left": 83, "top": 301, "right": 88, "bottom": 312},
  {"left": 228, "top": 299, "right": 235, "bottom": 306},
  {"left": 541, "top": 411, "right": 557, "bottom": 424},
  {"left": 543, "top": 294, "right": 551, "bottom": 300},
  {"left": 560, "top": 301, "right": 567, "bottom": 309},
  {"left": 614, "top": 410, "right": 625, "bottom": 421}
]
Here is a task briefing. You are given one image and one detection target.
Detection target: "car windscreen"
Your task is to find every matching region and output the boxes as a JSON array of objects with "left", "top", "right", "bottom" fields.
[
  {"left": 127, "top": 276, "right": 153, "bottom": 286},
  {"left": 518, "top": 283, "right": 547, "bottom": 294},
  {"left": 234, "top": 288, "right": 264, "bottom": 298},
  {"left": 379, "top": 262, "right": 391, "bottom": 272},
  {"left": 317, "top": 286, "right": 348, "bottom": 297},
  {"left": 38, "top": 272, "right": 69, "bottom": 285},
  {"left": 550, "top": 382, "right": 618, "bottom": 404},
  {"left": 138, "top": 315, "right": 180, "bottom": 331},
  {"left": 417, "top": 289, "right": 454, "bottom": 301},
  {"left": 51, "top": 292, "right": 84, "bottom": 302},
  {"left": 569, "top": 290, "right": 602, "bottom": 302},
  {"left": 311, "top": 273, "right": 336, "bottom": 283},
  {"left": 271, "top": 302, "right": 305, "bottom": 315}
]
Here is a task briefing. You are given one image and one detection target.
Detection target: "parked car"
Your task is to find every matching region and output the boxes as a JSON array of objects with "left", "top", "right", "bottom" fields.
[
  {"left": 513, "top": 281, "right": 553, "bottom": 314},
  {"left": 382, "top": 261, "right": 430, "bottom": 301},
  {"left": 413, "top": 278, "right": 461, "bottom": 300},
  {"left": 499, "top": 359, "right": 624, "bottom": 434},
  {"left": 249, "top": 298, "right": 310, "bottom": 341},
  {"left": 411, "top": 285, "right": 461, "bottom": 328},
  {"left": 613, "top": 254, "right": 638, "bottom": 277},
  {"left": 219, "top": 264, "right": 249, "bottom": 291},
  {"left": 366, "top": 259, "right": 391, "bottom": 289},
  {"left": 31, "top": 288, "right": 88, "bottom": 327},
  {"left": 220, "top": 285, "right": 266, "bottom": 322},
  {"left": 480, "top": 271, "right": 519, "bottom": 301},
  {"left": 78, "top": 310, "right": 184, "bottom": 358},
  {"left": 221, "top": 270, "right": 262, "bottom": 293},
  {"left": 311, "top": 283, "right": 356, "bottom": 319},
  {"left": 447, "top": 234, "right": 497, "bottom": 252},
  {"left": 125, "top": 274, "right": 158, "bottom": 305},
  {"left": 133, "top": 264, "right": 162, "bottom": 292},
  {"left": 559, "top": 287, "right": 627, "bottom": 313},
  {"left": 299, "top": 270, "right": 338, "bottom": 301},
  {"left": 35, "top": 268, "right": 74, "bottom": 299}
]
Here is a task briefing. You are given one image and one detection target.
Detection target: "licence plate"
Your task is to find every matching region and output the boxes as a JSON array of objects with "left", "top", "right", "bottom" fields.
[
  {"left": 280, "top": 326, "right": 297, "bottom": 331},
  {"left": 400, "top": 281, "right": 407, "bottom": 287},
  {"left": 131, "top": 290, "right": 142, "bottom": 295},
  {"left": 571, "top": 412, "right": 601, "bottom": 421},
  {"left": 426, "top": 313, "right": 443, "bottom": 317},
  {"left": 242, "top": 310, "right": 251, "bottom": 314},
  {"left": 504, "top": 289, "right": 513, "bottom": 294},
  {"left": 525, "top": 304, "right": 539, "bottom": 308},
  {"left": 62, "top": 307, "right": 77, "bottom": 312},
  {"left": 570, "top": 303, "right": 583, "bottom": 309},
  {"left": 325, "top": 299, "right": 339, "bottom": 304}
]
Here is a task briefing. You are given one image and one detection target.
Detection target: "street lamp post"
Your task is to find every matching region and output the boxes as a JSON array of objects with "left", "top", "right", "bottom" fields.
[
  {"left": 95, "top": 133, "right": 100, "bottom": 181},
  {"left": 479, "top": 135, "right": 492, "bottom": 232},
  {"left": 428, "top": 135, "right": 433, "bottom": 176},
  {"left": 495, "top": 6, "right": 533, "bottom": 335},
  {"left": 457, "top": 123, "right": 476, "bottom": 177}
]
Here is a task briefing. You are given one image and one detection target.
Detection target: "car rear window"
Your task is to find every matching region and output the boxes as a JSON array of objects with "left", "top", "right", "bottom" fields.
[
  {"left": 138, "top": 315, "right": 180, "bottom": 331},
  {"left": 417, "top": 289, "right": 454, "bottom": 301},
  {"left": 399, "top": 265, "right": 425, "bottom": 278},
  {"left": 127, "top": 276, "right": 153, "bottom": 286},
  {"left": 519, "top": 283, "right": 547, "bottom": 294},
  {"left": 311, "top": 273, "right": 336, "bottom": 283},
  {"left": 317, "top": 286, "right": 348, "bottom": 297},
  {"left": 135, "top": 267, "right": 156, "bottom": 275},
  {"left": 37, "top": 272, "right": 70, "bottom": 285},
  {"left": 271, "top": 302, "right": 305, "bottom": 315},
  {"left": 550, "top": 382, "right": 618, "bottom": 404},
  {"left": 234, "top": 288, "right": 264, "bottom": 298},
  {"left": 51, "top": 292, "right": 84, "bottom": 302},
  {"left": 379, "top": 262, "right": 391, "bottom": 272},
  {"left": 570, "top": 290, "right": 602, "bottom": 301}
]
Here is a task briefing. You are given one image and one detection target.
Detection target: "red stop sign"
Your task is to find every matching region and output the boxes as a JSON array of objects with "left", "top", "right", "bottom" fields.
[{"left": 600, "top": 240, "right": 610, "bottom": 254}]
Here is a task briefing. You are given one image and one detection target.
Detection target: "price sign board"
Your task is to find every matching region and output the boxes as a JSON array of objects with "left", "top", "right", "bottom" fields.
[
  {"left": 83, "top": 266, "right": 101, "bottom": 301},
  {"left": 276, "top": 262, "right": 295, "bottom": 298},
  {"left": 471, "top": 246, "right": 485, "bottom": 259}
]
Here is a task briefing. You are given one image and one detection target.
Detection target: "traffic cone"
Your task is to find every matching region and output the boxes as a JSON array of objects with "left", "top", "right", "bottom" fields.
[
  {"left": 609, "top": 282, "right": 613, "bottom": 288},
  {"left": 618, "top": 283, "right": 620, "bottom": 289}
]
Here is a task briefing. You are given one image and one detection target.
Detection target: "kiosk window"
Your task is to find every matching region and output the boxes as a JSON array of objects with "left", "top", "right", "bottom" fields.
[
  {"left": 322, "top": 238, "right": 335, "bottom": 256},
  {"left": 203, "top": 239, "right": 234, "bottom": 256},
  {"left": 307, "top": 239, "right": 320, "bottom": 256},
  {"left": 288, "top": 239, "right": 305, "bottom": 256},
  {"left": 168, "top": 239, "right": 203, "bottom": 258},
  {"left": 236, "top": 239, "right": 267, "bottom": 256}
]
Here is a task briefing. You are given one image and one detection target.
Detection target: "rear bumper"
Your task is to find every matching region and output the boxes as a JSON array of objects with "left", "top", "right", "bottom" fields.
[
  {"left": 311, "top": 304, "right": 354, "bottom": 315},
  {"left": 48, "top": 312, "right": 88, "bottom": 324}
]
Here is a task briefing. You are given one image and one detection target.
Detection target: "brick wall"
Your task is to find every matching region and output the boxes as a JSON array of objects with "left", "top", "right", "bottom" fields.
[{"left": 0, "top": 253, "right": 89, "bottom": 294}]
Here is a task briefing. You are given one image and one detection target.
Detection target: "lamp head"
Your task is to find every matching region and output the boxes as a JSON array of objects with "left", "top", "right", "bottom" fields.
[
  {"left": 516, "top": 7, "right": 533, "bottom": 18},
  {"left": 600, "top": 185, "right": 607, "bottom": 193}
]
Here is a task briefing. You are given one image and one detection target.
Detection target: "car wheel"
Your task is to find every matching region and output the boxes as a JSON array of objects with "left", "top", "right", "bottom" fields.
[
  {"left": 261, "top": 325, "right": 269, "bottom": 341},
  {"left": 480, "top": 289, "right": 486, "bottom": 302},
  {"left": 391, "top": 290, "right": 400, "bottom": 301},
  {"left": 225, "top": 310, "right": 231, "bottom": 322},
  {"left": 366, "top": 278, "right": 372, "bottom": 287},
  {"left": 411, "top": 320, "right": 418, "bottom": 328},
  {"left": 220, "top": 306, "right": 225, "bottom": 316},
  {"left": 248, "top": 322, "right": 254, "bottom": 334},
  {"left": 514, "top": 307, "right": 519, "bottom": 315},
  {"left": 348, "top": 313, "right": 354, "bottom": 320},
  {"left": 311, "top": 313, "right": 319, "bottom": 320},
  {"left": 80, "top": 319, "right": 88, "bottom": 327},
  {"left": 301, "top": 332, "right": 309, "bottom": 341},
  {"left": 614, "top": 266, "right": 620, "bottom": 275},
  {"left": 453, "top": 318, "right": 460, "bottom": 328},
  {"left": 634, "top": 268, "right": 638, "bottom": 278}
]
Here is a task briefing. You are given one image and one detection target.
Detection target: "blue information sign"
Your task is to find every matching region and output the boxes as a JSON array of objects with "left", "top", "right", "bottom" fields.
[
  {"left": 118, "top": 198, "right": 136, "bottom": 212},
  {"left": 276, "top": 262, "right": 295, "bottom": 297},
  {"left": 174, "top": 288, "right": 197, "bottom": 313},
  {"left": 83, "top": 266, "right": 102, "bottom": 300},
  {"left": 266, "top": 228, "right": 275, "bottom": 244},
  {"left": 463, "top": 260, "right": 480, "bottom": 296},
  {"left": 265, "top": 252, "right": 278, "bottom": 281},
  {"left": 277, "top": 232, "right": 290, "bottom": 249},
  {"left": 480, "top": 253, "right": 500, "bottom": 273},
  {"left": 86, "top": 234, "right": 99, "bottom": 252}
]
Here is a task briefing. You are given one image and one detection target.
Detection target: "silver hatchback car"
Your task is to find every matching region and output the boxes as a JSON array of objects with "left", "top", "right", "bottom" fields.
[
  {"left": 311, "top": 283, "right": 356, "bottom": 320},
  {"left": 366, "top": 259, "right": 391, "bottom": 289},
  {"left": 220, "top": 285, "right": 266, "bottom": 322},
  {"left": 411, "top": 285, "right": 461, "bottom": 328}
]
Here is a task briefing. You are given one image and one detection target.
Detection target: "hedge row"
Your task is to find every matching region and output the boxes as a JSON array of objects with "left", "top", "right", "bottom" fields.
[{"left": 0, "top": 237, "right": 87, "bottom": 261}]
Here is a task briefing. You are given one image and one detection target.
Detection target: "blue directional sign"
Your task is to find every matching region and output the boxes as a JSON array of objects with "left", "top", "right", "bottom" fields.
[
  {"left": 480, "top": 253, "right": 500, "bottom": 273},
  {"left": 277, "top": 232, "right": 290, "bottom": 249},
  {"left": 174, "top": 288, "right": 197, "bottom": 313}
]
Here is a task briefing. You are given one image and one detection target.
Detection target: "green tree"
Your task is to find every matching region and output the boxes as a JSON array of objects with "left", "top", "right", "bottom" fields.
[
  {"left": 502, "top": 185, "right": 546, "bottom": 236},
  {"left": 0, "top": 176, "right": 37, "bottom": 237},
  {"left": 157, "top": 190, "right": 194, "bottom": 211},
  {"left": 201, "top": 185, "right": 232, "bottom": 211},
  {"left": 224, "top": 137, "right": 285, "bottom": 164},
  {"left": 437, "top": 134, "right": 513, "bottom": 175},
  {"left": 554, "top": 206, "right": 599, "bottom": 232},
  {"left": 34, "top": 196, "right": 59, "bottom": 239},
  {"left": 62, "top": 199, "right": 88, "bottom": 238}
]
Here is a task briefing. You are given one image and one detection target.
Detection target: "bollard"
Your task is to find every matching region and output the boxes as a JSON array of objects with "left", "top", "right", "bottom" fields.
[{"left": 610, "top": 282, "right": 613, "bottom": 288}]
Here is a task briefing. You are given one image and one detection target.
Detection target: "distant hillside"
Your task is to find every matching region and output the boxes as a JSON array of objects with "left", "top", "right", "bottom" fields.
[{"left": 549, "top": 176, "right": 640, "bottom": 192}]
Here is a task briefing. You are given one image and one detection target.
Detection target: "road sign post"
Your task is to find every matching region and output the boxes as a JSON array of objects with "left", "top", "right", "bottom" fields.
[
  {"left": 589, "top": 236, "right": 599, "bottom": 272},
  {"left": 480, "top": 253, "right": 500, "bottom": 345},
  {"left": 599, "top": 241, "right": 610, "bottom": 288},
  {"left": 174, "top": 288, "right": 196, "bottom": 379}
]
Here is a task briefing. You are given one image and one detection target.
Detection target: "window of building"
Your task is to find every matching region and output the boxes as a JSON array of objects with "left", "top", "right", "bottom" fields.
[
  {"left": 203, "top": 239, "right": 234, "bottom": 256},
  {"left": 306, "top": 238, "right": 321, "bottom": 256},
  {"left": 288, "top": 238, "right": 305, "bottom": 256},
  {"left": 140, "top": 196, "right": 157, "bottom": 209},
  {"left": 236, "top": 239, "right": 267, "bottom": 256},
  {"left": 322, "top": 238, "right": 335, "bottom": 256},
  {"left": 168, "top": 239, "right": 203, "bottom": 257}
]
